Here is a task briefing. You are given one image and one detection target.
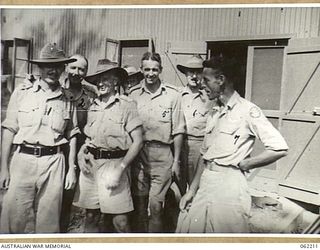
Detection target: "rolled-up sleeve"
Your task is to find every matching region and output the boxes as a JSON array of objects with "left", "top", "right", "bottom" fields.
[
  {"left": 125, "top": 101, "right": 143, "bottom": 133},
  {"left": 247, "top": 105, "right": 289, "bottom": 151},
  {"left": 172, "top": 93, "right": 186, "bottom": 136},
  {"left": 2, "top": 89, "right": 20, "bottom": 134},
  {"left": 65, "top": 103, "right": 80, "bottom": 140}
]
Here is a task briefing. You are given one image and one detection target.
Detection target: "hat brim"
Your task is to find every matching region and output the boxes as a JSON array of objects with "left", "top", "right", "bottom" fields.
[
  {"left": 30, "top": 58, "right": 77, "bottom": 64},
  {"left": 85, "top": 67, "right": 128, "bottom": 85},
  {"left": 177, "top": 64, "right": 203, "bottom": 74},
  {"left": 128, "top": 71, "right": 144, "bottom": 82}
]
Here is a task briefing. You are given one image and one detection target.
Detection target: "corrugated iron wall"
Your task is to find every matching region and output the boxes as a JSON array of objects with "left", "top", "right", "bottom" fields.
[{"left": 1, "top": 7, "right": 320, "bottom": 72}]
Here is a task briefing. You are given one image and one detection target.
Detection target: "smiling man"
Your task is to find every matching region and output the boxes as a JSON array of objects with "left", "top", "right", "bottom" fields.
[
  {"left": 176, "top": 56, "right": 289, "bottom": 233},
  {"left": 0, "top": 43, "right": 79, "bottom": 233},
  {"left": 60, "top": 54, "right": 97, "bottom": 232},
  {"left": 130, "top": 52, "right": 186, "bottom": 233}
]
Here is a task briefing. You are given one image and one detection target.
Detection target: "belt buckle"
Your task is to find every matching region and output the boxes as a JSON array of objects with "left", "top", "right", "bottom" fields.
[
  {"left": 106, "top": 152, "right": 111, "bottom": 159},
  {"left": 34, "top": 147, "right": 41, "bottom": 157},
  {"left": 98, "top": 149, "right": 102, "bottom": 159}
]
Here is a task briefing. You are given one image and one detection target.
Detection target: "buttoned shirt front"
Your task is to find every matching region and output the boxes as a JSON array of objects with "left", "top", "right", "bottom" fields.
[
  {"left": 181, "top": 87, "right": 212, "bottom": 137},
  {"left": 84, "top": 94, "right": 142, "bottom": 151},
  {"left": 2, "top": 79, "right": 79, "bottom": 146},
  {"left": 63, "top": 80, "right": 96, "bottom": 132},
  {"left": 201, "top": 91, "right": 288, "bottom": 166},
  {"left": 130, "top": 82, "right": 186, "bottom": 144}
]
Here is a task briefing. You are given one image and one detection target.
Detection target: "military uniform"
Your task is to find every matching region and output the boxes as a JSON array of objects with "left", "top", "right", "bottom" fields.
[
  {"left": 73, "top": 94, "right": 142, "bottom": 214},
  {"left": 63, "top": 80, "right": 97, "bottom": 148},
  {"left": 176, "top": 91, "right": 288, "bottom": 233},
  {"left": 0, "top": 79, "right": 79, "bottom": 233},
  {"left": 60, "top": 79, "right": 97, "bottom": 232},
  {"left": 180, "top": 87, "right": 212, "bottom": 184},
  {"left": 130, "top": 82, "right": 185, "bottom": 230}
]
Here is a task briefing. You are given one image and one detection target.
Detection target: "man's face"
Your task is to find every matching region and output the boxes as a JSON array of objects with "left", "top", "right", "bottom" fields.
[
  {"left": 141, "top": 59, "right": 162, "bottom": 85},
  {"left": 66, "top": 56, "right": 88, "bottom": 84},
  {"left": 123, "top": 75, "right": 140, "bottom": 95},
  {"left": 39, "top": 64, "right": 64, "bottom": 86},
  {"left": 185, "top": 69, "right": 203, "bottom": 87},
  {"left": 97, "top": 72, "right": 118, "bottom": 97},
  {"left": 202, "top": 67, "right": 223, "bottom": 100}
]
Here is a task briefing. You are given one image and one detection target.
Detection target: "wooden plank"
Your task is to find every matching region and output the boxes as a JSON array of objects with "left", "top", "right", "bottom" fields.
[
  {"left": 278, "top": 185, "right": 320, "bottom": 206},
  {"left": 282, "top": 49, "right": 320, "bottom": 112}
]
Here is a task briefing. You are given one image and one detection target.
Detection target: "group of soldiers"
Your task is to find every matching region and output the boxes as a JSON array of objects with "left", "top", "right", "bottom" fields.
[{"left": 0, "top": 42, "right": 289, "bottom": 234}]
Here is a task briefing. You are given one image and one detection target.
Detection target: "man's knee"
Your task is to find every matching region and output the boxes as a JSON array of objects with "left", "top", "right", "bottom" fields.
[
  {"left": 113, "top": 214, "right": 130, "bottom": 233},
  {"left": 85, "top": 209, "right": 100, "bottom": 224}
]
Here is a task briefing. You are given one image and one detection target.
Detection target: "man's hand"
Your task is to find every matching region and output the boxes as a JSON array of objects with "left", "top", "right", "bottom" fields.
[
  {"left": 77, "top": 145, "right": 92, "bottom": 175},
  {"left": 64, "top": 166, "right": 77, "bottom": 190},
  {"left": 0, "top": 167, "right": 10, "bottom": 190},
  {"left": 238, "top": 159, "right": 250, "bottom": 174},
  {"left": 179, "top": 190, "right": 196, "bottom": 212},
  {"left": 105, "top": 164, "right": 125, "bottom": 190},
  {"left": 172, "top": 160, "right": 181, "bottom": 179}
]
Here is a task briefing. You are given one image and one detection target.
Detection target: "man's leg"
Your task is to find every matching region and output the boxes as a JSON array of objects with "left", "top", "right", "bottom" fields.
[
  {"left": 35, "top": 153, "right": 65, "bottom": 233},
  {"left": 131, "top": 157, "right": 150, "bottom": 233},
  {"left": 147, "top": 145, "right": 172, "bottom": 233},
  {"left": 112, "top": 213, "right": 130, "bottom": 233},
  {"left": 0, "top": 152, "right": 36, "bottom": 233},
  {"left": 131, "top": 195, "right": 149, "bottom": 232},
  {"left": 84, "top": 209, "right": 101, "bottom": 233}
]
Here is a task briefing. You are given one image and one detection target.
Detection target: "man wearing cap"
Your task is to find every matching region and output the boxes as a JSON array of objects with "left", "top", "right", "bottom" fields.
[
  {"left": 177, "top": 55, "right": 212, "bottom": 186},
  {"left": 60, "top": 54, "right": 97, "bottom": 232},
  {"left": 73, "top": 59, "right": 143, "bottom": 233},
  {"left": 130, "top": 52, "right": 186, "bottom": 233},
  {"left": 0, "top": 43, "right": 79, "bottom": 233},
  {"left": 177, "top": 56, "right": 288, "bottom": 233},
  {"left": 122, "top": 65, "right": 144, "bottom": 96}
]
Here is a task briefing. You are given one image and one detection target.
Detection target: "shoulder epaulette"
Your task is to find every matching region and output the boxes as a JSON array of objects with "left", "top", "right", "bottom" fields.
[
  {"left": 129, "top": 85, "right": 141, "bottom": 94},
  {"left": 17, "top": 77, "right": 35, "bottom": 90}
]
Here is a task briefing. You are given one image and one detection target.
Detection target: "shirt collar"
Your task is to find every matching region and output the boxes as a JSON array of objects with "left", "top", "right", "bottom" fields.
[
  {"left": 182, "top": 86, "right": 203, "bottom": 99},
  {"left": 33, "top": 79, "right": 63, "bottom": 99},
  {"left": 140, "top": 81, "right": 166, "bottom": 98},
  {"left": 63, "top": 85, "right": 85, "bottom": 102},
  {"left": 93, "top": 93, "right": 120, "bottom": 110},
  {"left": 226, "top": 91, "right": 241, "bottom": 110}
]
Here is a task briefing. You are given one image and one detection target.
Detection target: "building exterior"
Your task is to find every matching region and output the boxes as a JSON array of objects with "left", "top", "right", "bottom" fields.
[{"left": 1, "top": 7, "right": 320, "bottom": 210}]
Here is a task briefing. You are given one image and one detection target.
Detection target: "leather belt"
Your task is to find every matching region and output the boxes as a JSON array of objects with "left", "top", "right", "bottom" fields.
[
  {"left": 19, "top": 144, "right": 61, "bottom": 157},
  {"left": 87, "top": 146, "right": 128, "bottom": 160},
  {"left": 205, "top": 161, "right": 239, "bottom": 172}
]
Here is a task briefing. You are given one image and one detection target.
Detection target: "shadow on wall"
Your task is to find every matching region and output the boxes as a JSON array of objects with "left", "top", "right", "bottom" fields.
[{"left": 2, "top": 9, "right": 107, "bottom": 72}]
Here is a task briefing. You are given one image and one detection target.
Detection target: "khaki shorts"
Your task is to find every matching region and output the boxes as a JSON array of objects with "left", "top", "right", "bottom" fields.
[
  {"left": 131, "top": 142, "right": 173, "bottom": 203},
  {"left": 73, "top": 156, "right": 133, "bottom": 214}
]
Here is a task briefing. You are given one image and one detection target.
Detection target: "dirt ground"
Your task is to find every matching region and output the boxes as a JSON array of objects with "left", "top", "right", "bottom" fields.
[
  {"left": 0, "top": 189, "right": 317, "bottom": 234},
  {"left": 66, "top": 191, "right": 318, "bottom": 234}
]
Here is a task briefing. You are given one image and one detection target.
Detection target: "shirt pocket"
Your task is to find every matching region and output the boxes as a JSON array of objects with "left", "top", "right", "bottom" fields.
[
  {"left": 104, "top": 115, "right": 125, "bottom": 138},
  {"left": 51, "top": 108, "right": 71, "bottom": 133},
  {"left": 158, "top": 104, "right": 171, "bottom": 123},
  {"left": 211, "top": 120, "right": 241, "bottom": 158},
  {"left": 17, "top": 104, "right": 40, "bottom": 127}
]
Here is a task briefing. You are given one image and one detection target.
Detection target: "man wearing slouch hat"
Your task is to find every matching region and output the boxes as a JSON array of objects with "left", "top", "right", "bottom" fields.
[{"left": 0, "top": 43, "right": 79, "bottom": 233}]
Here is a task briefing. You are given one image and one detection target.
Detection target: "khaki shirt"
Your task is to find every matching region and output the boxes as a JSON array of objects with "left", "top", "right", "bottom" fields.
[
  {"left": 181, "top": 87, "right": 212, "bottom": 137},
  {"left": 130, "top": 82, "right": 186, "bottom": 144},
  {"left": 84, "top": 94, "right": 142, "bottom": 151},
  {"left": 201, "top": 91, "right": 288, "bottom": 166},
  {"left": 2, "top": 79, "right": 79, "bottom": 146}
]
